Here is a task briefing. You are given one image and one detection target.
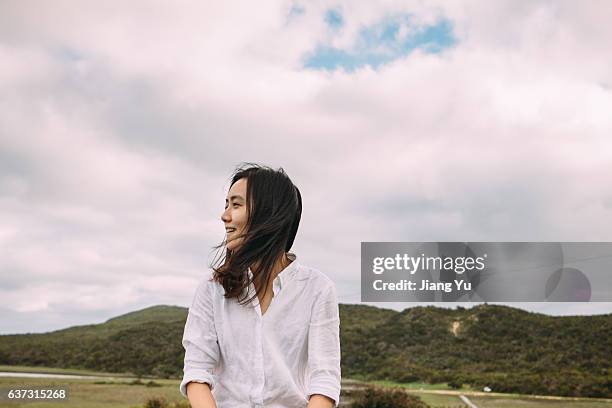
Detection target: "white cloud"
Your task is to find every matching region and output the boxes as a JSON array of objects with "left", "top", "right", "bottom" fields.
[{"left": 1, "top": 0, "right": 612, "bottom": 334}]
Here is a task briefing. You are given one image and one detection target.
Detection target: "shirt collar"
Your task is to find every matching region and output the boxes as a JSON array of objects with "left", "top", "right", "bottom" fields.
[
  {"left": 275, "top": 252, "right": 298, "bottom": 292},
  {"left": 247, "top": 253, "right": 299, "bottom": 296}
]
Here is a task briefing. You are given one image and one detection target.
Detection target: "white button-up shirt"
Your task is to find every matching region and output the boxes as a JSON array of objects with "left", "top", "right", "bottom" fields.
[{"left": 180, "top": 254, "right": 341, "bottom": 407}]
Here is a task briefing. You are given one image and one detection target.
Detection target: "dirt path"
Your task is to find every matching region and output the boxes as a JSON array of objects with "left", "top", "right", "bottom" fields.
[{"left": 460, "top": 394, "right": 479, "bottom": 408}]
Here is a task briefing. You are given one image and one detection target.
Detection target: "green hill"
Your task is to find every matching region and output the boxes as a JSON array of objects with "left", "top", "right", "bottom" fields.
[
  {"left": 104, "top": 305, "right": 186, "bottom": 327},
  {"left": 340, "top": 304, "right": 612, "bottom": 397},
  {"left": 1, "top": 304, "right": 611, "bottom": 398}
]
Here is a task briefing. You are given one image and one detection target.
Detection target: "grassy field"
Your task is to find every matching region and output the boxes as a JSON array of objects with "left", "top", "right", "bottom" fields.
[
  {"left": 469, "top": 395, "right": 612, "bottom": 408},
  {"left": 370, "top": 379, "right": 473, "bottom": 391},
  {"left": 409, "top": 391, "right": 470, "bottom": 407},
  {"left": 0, "top": 365, "right": 137, "bottom": 378},
  {"left": 1, "top": 367, "right": 612, "bottom": 408},
  {"left": 0, "top": 376, "right": 181, "bottom": 408},
  {"left": 365, "top": 380, "right": 612, "bottom": 408}
]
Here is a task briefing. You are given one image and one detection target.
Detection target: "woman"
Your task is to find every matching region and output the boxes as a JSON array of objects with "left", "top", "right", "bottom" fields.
[{"left": 180, "top": 164, "right": 341, "bottom": 408}]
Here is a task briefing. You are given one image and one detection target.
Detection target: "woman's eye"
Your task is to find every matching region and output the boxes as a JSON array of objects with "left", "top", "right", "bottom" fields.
[{"left": 233, "top": 203, "right": 241, "bottom": 208}]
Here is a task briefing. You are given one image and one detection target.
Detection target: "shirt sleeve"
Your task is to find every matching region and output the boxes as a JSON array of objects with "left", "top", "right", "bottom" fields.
[
  {"left": 307, "top": 281, "right": 341, "bottom": 407},
  {"left": 179, "top": 274, "right": 221, "bottom": 398}
]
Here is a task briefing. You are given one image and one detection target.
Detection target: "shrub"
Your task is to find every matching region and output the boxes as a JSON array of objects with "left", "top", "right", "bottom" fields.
[
  {"left": 146, "top": 380, "right": 162, "bottom": 387},
  {"left": 144, "top": 396, "right": 168, "bottom": 408},
  {"left": 142, "top": 398, "right": 191, "bottom": 408},
  {"left": 351, "top": 386, "right": 430, "bottom": 408},
  {"left": 168, "top": 401, "right": 191, "bottom": 408}
]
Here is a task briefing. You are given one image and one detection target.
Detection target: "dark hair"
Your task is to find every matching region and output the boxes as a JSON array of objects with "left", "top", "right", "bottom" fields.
[{"left": 212, "top": 163, "right": 302, "bottom": 304}]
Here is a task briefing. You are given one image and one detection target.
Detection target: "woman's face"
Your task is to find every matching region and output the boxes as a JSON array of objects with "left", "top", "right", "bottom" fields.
[{"left": 221, "top": 178, "right": 248, "bottom": 251}]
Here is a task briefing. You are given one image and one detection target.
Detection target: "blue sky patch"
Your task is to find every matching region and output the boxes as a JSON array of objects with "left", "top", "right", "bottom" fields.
[
  {"left": 56, "top": 46, "right": 85, "bottom": 62},
  {"left": 304, "top": 14, "right": 456, "bottom": 71},
  {"left": 325, "top": 9, "right": 344, "bottom": 29},
  {"left": 288, "top": 4, "right": 305, "bottom": 19}
]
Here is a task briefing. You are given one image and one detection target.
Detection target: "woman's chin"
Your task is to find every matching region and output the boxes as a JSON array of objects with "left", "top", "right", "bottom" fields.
[{"left": 226, "top": 241, "right": 243, "bottom": 252}]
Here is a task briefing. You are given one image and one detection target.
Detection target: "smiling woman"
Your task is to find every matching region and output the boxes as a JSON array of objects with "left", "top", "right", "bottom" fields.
[{"left": 180, "top": 163, "right": 341, "bottom": 408}]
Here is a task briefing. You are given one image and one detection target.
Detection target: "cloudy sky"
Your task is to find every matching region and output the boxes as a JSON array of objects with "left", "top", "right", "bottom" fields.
[{"left": 1, "top": 1, "right": 611, "bottom": 334}]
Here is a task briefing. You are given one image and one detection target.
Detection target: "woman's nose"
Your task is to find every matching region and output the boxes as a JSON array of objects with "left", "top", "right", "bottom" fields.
[{"left": 221, "top": 208, "right": 231, "bottom": 222}]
